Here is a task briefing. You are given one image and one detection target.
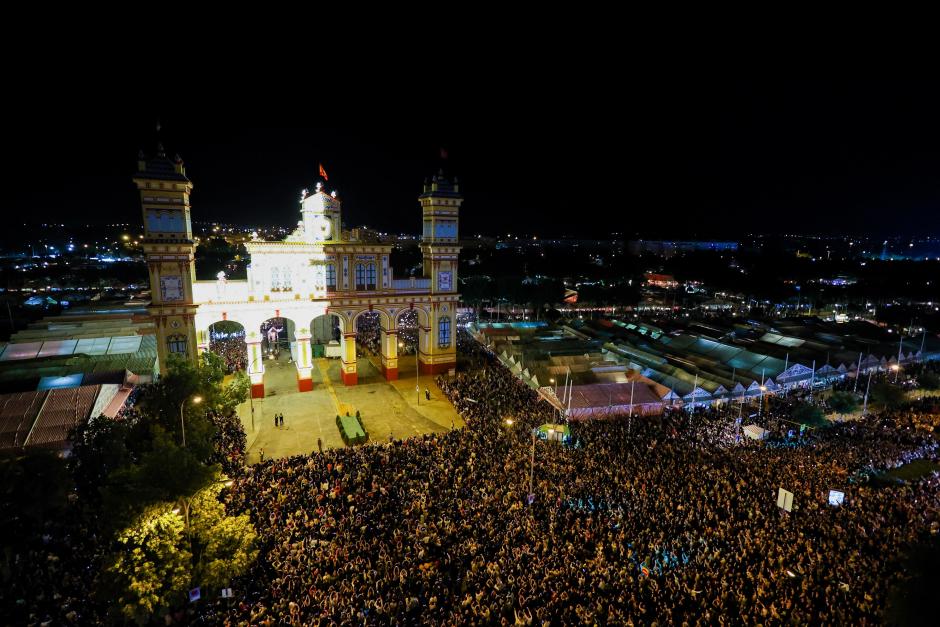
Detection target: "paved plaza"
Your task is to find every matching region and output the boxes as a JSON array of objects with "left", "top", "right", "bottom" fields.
[{"left": 239, "top": 352, "right": 463, "bottom": 462}]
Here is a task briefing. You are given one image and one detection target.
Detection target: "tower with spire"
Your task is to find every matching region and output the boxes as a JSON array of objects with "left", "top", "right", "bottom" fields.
[{"left": 133, "top": 140, "right": 198, "bottom": 372}]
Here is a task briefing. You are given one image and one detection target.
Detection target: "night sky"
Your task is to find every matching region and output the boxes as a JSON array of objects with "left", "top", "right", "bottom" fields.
[{"left": 8, "top": 80, "right": 938, "bottom": 238}]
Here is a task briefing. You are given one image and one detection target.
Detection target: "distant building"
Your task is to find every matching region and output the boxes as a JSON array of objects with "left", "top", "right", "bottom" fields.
[
  {"left": 644, "top": 273, "right": 678, "bottom": 289},
  {"left": 629, "top": 240, "right": 738, "bottom": 257}
]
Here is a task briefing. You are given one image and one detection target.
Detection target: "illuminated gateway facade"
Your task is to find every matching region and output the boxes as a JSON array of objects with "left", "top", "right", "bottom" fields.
[{"left": 134, "top": 146, "right": 461, "bottom": 397}]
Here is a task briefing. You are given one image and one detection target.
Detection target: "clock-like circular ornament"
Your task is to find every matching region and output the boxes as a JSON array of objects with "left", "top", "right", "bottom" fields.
[{"left": 311, "top": 214, "right": 332, "bottom": 241}]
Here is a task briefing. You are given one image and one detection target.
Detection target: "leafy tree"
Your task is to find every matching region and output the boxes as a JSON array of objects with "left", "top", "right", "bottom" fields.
[
  {"left": 100, "top": 506, "right": 191, "bottom": 626},
  {"left": 218, "top": 370, "right": 250, "bottom": 416},
  {"left": 791, "top": 401, "right": 826, "bottom": 427},
  {"left": 138, "top": 353, "right": 228, "bottom": 461},
  {"left": 828, "top": 391, "right": 859, "bottom": 417},
  {"left": 69, "top": 414, "right": 150, "bottom": 502},
  {"left": 188, "top": 482, "right": 258, "bottom": 592},
  {"left": 0, "top": 452, "right": 71, "bottom": 555},
  {"left": 101, "top": 427, "right": 217, "bottom": 530},
  {"left": 916, "top": 370, "right": 940, "bottom": 391},
  {"left": 870, "top": 382, "right": 906, "bottom": 409}
]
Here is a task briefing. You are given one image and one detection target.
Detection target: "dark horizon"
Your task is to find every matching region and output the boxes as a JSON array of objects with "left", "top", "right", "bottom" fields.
[{"left": 8, "top": 81, "right": 939, "bottom": 239}]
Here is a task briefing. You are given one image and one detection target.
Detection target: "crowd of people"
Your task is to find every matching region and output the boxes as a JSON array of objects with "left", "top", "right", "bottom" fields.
[
  {"left": 354, "top": 313, "right": 418, "bottom": 360},
  {"left": 199, "top": 332, "right": 940, "bottom": 625},
  {"left": 209, "top": 331, "right": 248, "bottom": 374},
  {"left": 5, "top": 323, "right": 939, "bottom": 625}
]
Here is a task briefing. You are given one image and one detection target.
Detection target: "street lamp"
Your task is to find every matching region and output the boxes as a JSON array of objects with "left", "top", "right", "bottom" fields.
[
  {"left": 180, "top": 395, "right": 203, "bottom": 448},
  {"left": 891, "top": 363, "right": 900, "bottom": 384},
  {"left": 529, "top": 429, "right": 537, "bottom": 497}
]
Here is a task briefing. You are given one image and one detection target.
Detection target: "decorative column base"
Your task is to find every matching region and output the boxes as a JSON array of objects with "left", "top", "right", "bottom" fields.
[
  {"left": 342, "top": 370, "right": 358, "bottom": 386},
  {"left": 381, "top": 365, "right": 399, "bottom": 381},
  {"left": 297, "top": 376, "right": 313, "bottom": 392},
  {"left": 251, "top": 383, "right": 265, "bottom": 398}
]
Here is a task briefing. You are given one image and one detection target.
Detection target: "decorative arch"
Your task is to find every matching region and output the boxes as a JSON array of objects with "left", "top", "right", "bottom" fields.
[
  {"left": 396, "top": 305, "right": 430, "bottom": 330},
  {"left": 352, "top": 307, "right": 392, "bottom": 332},
  {"left": 205, "top": 319, "right": 247, "bottom": 373}
]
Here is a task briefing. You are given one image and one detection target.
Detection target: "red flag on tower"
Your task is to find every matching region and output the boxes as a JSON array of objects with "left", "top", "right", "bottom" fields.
[{"left": 319, "top": 163, "right": 328, "bottom": 181}]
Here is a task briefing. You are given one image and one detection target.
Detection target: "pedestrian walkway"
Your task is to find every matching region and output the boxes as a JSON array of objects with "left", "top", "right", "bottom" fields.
[{"left": 239, "top": 353, "right": 462, "bottom": 462}]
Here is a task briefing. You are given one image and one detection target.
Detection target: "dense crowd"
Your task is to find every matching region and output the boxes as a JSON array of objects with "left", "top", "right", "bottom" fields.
[
  {"left": 5, "top": 325, "right": 939, "bottom": 625},
  {"left": 210, "top": 334, "right": 248, "bottom": 373},
  {"left": 210, "top": 410, "right": 248, "bottom": 477},
  {"left": 205, "top": 336, "right": 940, "bottom": 625},
  {"left": 355, "top": 313, "right": 417, "bottom": 358}
]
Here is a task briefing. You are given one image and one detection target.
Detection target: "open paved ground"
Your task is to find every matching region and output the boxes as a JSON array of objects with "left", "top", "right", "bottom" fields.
[{"left": 239, "top": 352, "right": 463, "bottom": 462}]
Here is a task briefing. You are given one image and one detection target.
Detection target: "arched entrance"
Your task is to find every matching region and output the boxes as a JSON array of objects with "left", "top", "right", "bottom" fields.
[
  {"left": 260, "top": 317, "right": 294, "bottom": 359},
  {"left": 353, "top": 310, "right": 395, "bottom": 382},
  {"left": 244, "top": 316, "right": 300, "bottom": 397},
  {"left": 310, "top": 313, "right": 342, "bottom": 356},
  {"left": 207, "top": 320, "right": 247, "bottom": 373}
]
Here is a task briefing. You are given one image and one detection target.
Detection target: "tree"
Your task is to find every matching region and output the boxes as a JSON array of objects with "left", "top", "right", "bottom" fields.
[
  {"left": 218, "top": 370, "right": 250, "bottom": 416},
  {"left": 828, "top": 391, "right": 859, "bottom": 418},
  {"left": 870, "top": 382, "right": 906, "bottom": 409},
  {"left": 100, "top": 507, "right": 191, "bottom": 626},
  {"left": 0, "top": 452, "right": 71, "bottom": 556},
  {"left": 791, "top": 401, "right": 827, "bottom": 427},
  {"left": 188, "top": 482, "right": 258, "bottom": 592},
  {"left": 916, "top": 370, "right": 940, "bottom": 391},
  {"left": 138, "top": 353, "right": 229, "bottom": 461},
  {"left": 101, "top": 427, "right": 217, "bottom": 530}
]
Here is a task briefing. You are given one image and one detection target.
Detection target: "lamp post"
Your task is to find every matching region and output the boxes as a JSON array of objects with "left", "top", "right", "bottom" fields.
[
  {"left": 891, "top": 363, "right": 900, "bottom": 384},
  {"left": 862, "top": 368, "right": 873, "bottom": 415},
  {"left": 529, "top": 429, "right": 536, "bottom": 497},
  {"left": 180, "top": 395, "right": 203, "bottom": 448}
]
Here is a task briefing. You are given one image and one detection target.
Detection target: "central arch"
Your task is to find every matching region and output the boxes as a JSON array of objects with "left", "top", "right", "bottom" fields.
[{"left": 207, "top": 320, "right": 247, "bottom": 373}]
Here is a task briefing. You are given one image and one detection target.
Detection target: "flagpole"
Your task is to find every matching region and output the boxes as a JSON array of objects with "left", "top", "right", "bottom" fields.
[
  {"left": 853, "top": 352, "right": 863, "bottom": 393},
  {"left": 730, "top": 366, "right": 736, "bottom": 411},
  {"left": 781, "top": 354, "right": 788, "bottom": 397},
  {"left": 809, "top": 359, "right": 815, "bottom": 399},
  {"left": 759, "top": 369, "right": 765, "bottom": 418}
]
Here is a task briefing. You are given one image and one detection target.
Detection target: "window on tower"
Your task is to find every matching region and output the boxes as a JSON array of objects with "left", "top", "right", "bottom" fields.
[
  {"left": 168, "top": 334, "right": 187, "bottom": 355},
  {"left": 438, "top": 316, "right": 451, "bottom": 348},
  {"left": 366, "top": 263, "right": 377, "bottom": 290},
  {"left": 326, "top": 264, "right": 336, "bottom": 289}
]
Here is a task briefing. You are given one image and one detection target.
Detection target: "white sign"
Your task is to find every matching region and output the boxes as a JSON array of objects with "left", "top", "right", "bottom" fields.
[
  {"left": 776, "top": 487, "right": 794, "bottom": 512},
  {"left": 828, "top": 490, "right": 845, "bottom": 506}
]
